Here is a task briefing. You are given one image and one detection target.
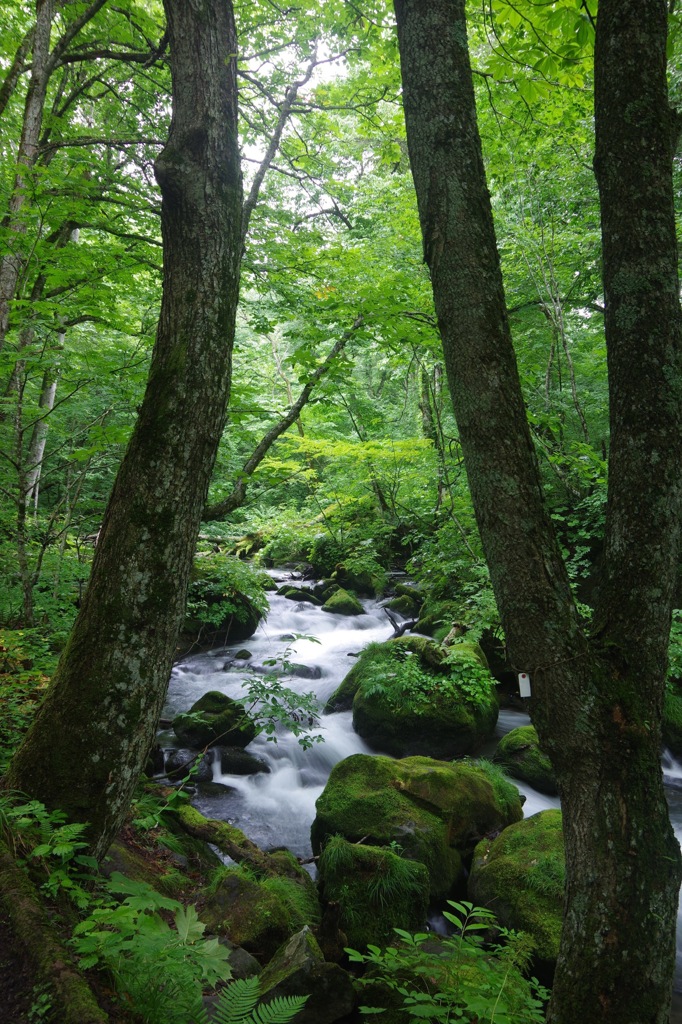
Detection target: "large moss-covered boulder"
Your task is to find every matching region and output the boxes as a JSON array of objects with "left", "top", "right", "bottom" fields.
[
  {"left": 495, "top": 725, "right": 558, "bottom": 795},
  {"left": 178, "top": 554, "right": 269, "bottom": 655},
  {"left": 172, "top": 691, "right": 257, "bottom": 749},
  {"left": 312, "top": 754, "right": 523, "bottom": 899},
  {"left": 468, "top": 809, "right": 564, "bottom": 979},
  {"left": 259, "top": 927, "right": 355, "bottom": 1024},
  {"left": 347, "top": 637, "right": 498, "bottom": 758},
  {"left": 321, "top": 587, "right": 365, "bottom": 616},
  {"left": 199, "top": 864, "right": 321, "bottom": 962},
  {"left": 317, "top": 836, "right": 430, "bottom": 950},
  {"left": 663, "top": 687, "right": 682, "bottom": 756},
  {"left": 324, "top": 636, "right": 446, "bottom": 714}
]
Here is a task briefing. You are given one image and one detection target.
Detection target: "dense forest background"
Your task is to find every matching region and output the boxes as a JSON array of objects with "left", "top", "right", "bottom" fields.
[
  {"left": 0, "top": 0, "right": 622, "bottom": 658},
  {"left": 2, "top": 2, "right": 682, "bottom": 1023}
]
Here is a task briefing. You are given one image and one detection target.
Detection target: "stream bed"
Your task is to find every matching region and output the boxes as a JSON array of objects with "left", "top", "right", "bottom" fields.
[{"left": 161, "top": 574, "right": 682, "bottom": 1013}]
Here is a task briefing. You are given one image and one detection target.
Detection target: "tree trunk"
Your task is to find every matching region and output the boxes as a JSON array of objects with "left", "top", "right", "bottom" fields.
[
  {"left": 25, "top": 358, "right": 59, "bottom": 510},
  {"left": 5, "top": 0, "right": 243, "bottom": 862},
  {"left": 392, "top": 1, "right": 682, "bottom": 1021}
]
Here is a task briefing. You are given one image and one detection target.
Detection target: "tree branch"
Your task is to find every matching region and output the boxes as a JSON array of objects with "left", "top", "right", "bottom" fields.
[{"left": 203, "top": 316, "right": 363, "bottom": 520}]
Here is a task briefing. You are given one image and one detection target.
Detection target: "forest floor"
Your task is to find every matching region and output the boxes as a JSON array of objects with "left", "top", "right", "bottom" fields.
[{"left": 0, "top": 906, "right": 37, "bottom": 1023}]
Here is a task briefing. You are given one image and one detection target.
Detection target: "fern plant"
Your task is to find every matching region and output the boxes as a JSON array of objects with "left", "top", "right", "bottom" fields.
[{"left": 194, "top": 976, "right": 307, "bottom": 1024}]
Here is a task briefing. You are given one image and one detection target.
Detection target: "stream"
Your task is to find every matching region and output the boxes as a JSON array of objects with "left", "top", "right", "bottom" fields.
[{"left": 161, "top": 574, "right": 682, "bottom": 1014}]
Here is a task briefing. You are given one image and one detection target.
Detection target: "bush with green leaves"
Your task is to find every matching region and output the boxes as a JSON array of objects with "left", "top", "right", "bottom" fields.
[
  {"left": 0, "top": 635, "right": 53, "bottom": 770},
  {"left": 348, "top": 901, "right": 548, "bottom": 1024},
  {"left": 186, "top": 553, "right": 270, "bottom": 632},
  {"left": 72, "top": 873, "right": 232, "bottom": 1024},
  {"left": 0, "top": 794, "right": 98, "bottom": 908}
]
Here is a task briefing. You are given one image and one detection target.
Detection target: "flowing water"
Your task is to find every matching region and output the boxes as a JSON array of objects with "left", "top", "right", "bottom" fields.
[{"left": 161, "top": 575, "right": 682, "bottom": 1011}]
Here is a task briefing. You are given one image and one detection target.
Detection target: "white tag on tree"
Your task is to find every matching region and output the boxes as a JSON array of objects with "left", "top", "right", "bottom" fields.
[{"left": 518, "top": 673, "right": 532, "bottom": 697}]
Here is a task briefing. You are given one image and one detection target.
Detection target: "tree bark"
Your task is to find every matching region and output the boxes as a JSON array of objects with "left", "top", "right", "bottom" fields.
[
  {"left": 393, "top": 1, "right": 682, "bottom": 1021},
  {"left": 5, "top": 0, "right": 243, "bottom": 862}
]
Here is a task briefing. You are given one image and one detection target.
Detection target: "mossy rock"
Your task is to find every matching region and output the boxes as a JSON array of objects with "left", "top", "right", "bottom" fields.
[
  {"left": 395, "top": 582, "right": 425, "bottom": 602},
  {"left": 311, "top": 754, "right": 522, "bottom": 899},
  {"left": 663, "top": 688, "right": 682, "bottom": 756},
  {"left": 386, "top": 593, "right": 421, "bottom": 617},
  {"left": 172, "top": 690, "right": 258, "bottom": 749},
  {"left": 321, "top": 587, "right": 365, "bottom": 616},
  {"left": 178, "top": 555, "right": 268, "bottom": 655},
  {"left": 318, "top": 836, "right": 430, "bottom": 950},
  {"left": 277, "top": 585, "right": 323, "bottom": 606},
  {"left": 495, "top": 725, "right": 558, "bottom": 795},
  {"left": 259, "top": 927, "right": 355, "bottom": 1024},
  {"left": 325, "top": 637, "right": 448, "bottom": 714},
  {"left": 200, "top": 866, "right": 321, "bottom": 961},
  {"left": 414, "top": 599, "right": 461, "bottom": 641},
  {"left": 323, "top": 658, "right": 366, "bottom": 713},
  {"left": 103, "top": 840, "right": 193, "bottom": 898},
  {"left": 468, "top": 808, "right": 564, "bottom": 979},
  {"left": 349, "top": 637, "right": 498, "bottom": 758}
]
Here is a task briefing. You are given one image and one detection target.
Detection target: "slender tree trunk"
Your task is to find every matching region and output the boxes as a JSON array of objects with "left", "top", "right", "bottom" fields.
[
  {"left": 204, "top": 317, "right": 362, "bottom": 520},
  {"left": 5, "top": 0, "right": 243, "bottom": 861},
  {"left": 25, "top": 358, "right": 59, "bottom": 510},
  {"left": 393, "top": 1, "right": 682, "bottom": 1021},
  {"left": 0, "top": 0, "right": 108, "bottom": 352}
]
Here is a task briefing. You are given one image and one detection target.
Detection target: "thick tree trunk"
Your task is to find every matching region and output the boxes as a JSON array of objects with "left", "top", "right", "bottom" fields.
[
  {"left": 5, "top": 0, "right": 243, "bottom": 861},
  {"left": 393, "top": 1, "right": 682, "bottom": 1021}
]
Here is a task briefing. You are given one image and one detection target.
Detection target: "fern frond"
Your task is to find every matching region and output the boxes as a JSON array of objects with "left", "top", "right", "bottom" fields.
[
  {"left": 212, "top": 977, "right": 260, "bottom": 1024},
  {"left": 250, "top": 994, "right": 308, "bottom": 1024}
]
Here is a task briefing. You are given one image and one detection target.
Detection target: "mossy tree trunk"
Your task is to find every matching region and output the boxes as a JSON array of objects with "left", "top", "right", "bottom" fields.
[
  {"left": 5, "top": 0, "right": 243, "bottom": 861},
  {"left": 393, "top": 1, "right": 682, "bottom": 1021}
]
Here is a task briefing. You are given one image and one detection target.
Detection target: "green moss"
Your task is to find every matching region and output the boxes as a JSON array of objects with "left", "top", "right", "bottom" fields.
[
  {"left": 415, "top": 599, "right": 460, "bottom": 640},
  {"left": 312, "top": 754, "right": 523, "bottom": 899},
  {"left": 318, "top": 836, "right": 430, "bottom": 950},
  {"left": 468, "top": 809, "right": 564, "bottom": 970},
  {"left": 321, "top": 587, "right": 365, "bottom": 615},
  {"left": 172, "top": 690, "right": 257, "bottom": 748},
  {"left": 199, "top": 864, "right": 320, "bottom": 959},
  {"left": 348, "top": 637, "right": 498, "bottom": 758},
  {"left": 495, "top": 726, "right": 558, "bottom": 795},
  {"left": 180, "top": 553, "right": 269, "bottom": 652},
  {"left": 386, "top": 594, "right": 420, "bottom": 617}
]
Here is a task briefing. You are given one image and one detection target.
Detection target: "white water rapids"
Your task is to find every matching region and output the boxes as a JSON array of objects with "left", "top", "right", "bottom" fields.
[{"left": 160, "top": 574, "right": 682, "bottom": 1008}]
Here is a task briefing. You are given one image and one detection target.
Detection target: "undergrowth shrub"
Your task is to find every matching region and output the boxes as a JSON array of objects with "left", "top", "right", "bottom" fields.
[{"left": 348, "top": 900, "right": 548, "bottom": 1024}]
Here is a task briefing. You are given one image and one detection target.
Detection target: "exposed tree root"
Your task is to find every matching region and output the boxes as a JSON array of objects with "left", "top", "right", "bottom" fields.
[{"left": 167, "top": 800, "right": 303, "bottom": 879}]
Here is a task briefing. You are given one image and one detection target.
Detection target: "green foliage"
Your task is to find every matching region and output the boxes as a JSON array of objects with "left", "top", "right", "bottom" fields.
[
  {"left": 318, "top": 834, "right": 430, "bottom": 948},
  {"left": 194, "top": 976, "right": 307, "bottom": 1024},
  {"left": 72, "top": 873, "right": 232, "bottom": 1024},
  {"left": 668, "top": 609, "right": 682, "bottom": 683},
  {"left": 361, "top": 641, "right": 494, "bottom": 714},
  {"left": 241, "top": 641, "right": 323, "bottom": 750},
  {"left": 0, "top": 630, "right": 52, "bottom": 769},
  {"left": 0, "top": 794, "right": 97, "bottom": 908},
  {"left": 186, "top": 553, "right": 270, "bottom": 630},
  {"left": 347, "top": 901, "right": 548, "bottom": 1024}
]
